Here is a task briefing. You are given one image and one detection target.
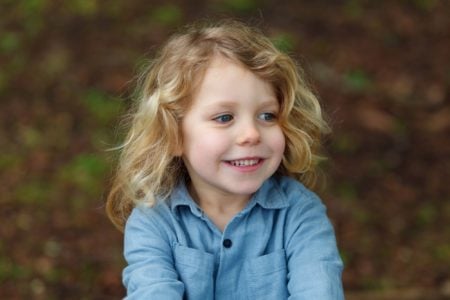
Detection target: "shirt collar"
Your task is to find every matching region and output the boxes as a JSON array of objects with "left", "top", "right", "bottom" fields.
[
  {"left": 169, "top": 176, "right": 289, "bottom": 216},
  {"left": 169, "top": 181, "right": 203, "bottom": 217},
  {"left": 251, "top": 176, "right": 290, "bottom": 209}
]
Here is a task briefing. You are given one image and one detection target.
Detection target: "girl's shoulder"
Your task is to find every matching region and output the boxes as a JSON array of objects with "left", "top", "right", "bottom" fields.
[
  {"left": 125, "top": 199, "right": 174, "bottom": 231},
  {"left": 125, "top": 182, "right": 196, "bottom": 233}
]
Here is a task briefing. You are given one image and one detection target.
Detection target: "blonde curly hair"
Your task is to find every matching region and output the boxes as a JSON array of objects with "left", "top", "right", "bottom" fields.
[{"left": 106, "top": 20, "right": 330, "bottom": 231}]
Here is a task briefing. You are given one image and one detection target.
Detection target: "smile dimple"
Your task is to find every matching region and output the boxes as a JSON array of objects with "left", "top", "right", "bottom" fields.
[{"left": 228, "top": 159, "right": 260, "bottom": 167}]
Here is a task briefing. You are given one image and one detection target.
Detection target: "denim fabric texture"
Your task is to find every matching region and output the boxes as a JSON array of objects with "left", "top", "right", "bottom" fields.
[{"left": 123, "top": 176, "right": 344, "bottom": 299}]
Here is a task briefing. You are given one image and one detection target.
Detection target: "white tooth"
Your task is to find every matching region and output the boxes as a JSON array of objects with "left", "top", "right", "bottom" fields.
[{"left": 230, "top": 159, "right": 259, "bottom": 166}]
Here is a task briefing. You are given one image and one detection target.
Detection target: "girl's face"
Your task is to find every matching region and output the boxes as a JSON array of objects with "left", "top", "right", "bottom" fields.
[{"left": 180, "top": 56, "right": 285, "bottom": 204}]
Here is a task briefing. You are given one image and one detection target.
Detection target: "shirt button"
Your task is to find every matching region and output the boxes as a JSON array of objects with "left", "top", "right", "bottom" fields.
[{"left": 223, "top": 239, "right": 232, "bottom": 248}]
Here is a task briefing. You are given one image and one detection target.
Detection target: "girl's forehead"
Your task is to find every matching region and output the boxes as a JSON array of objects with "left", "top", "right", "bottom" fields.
[
  {"left": 185, "top": 54, "right": 279, "bottom": 107},
  {"left": 201, "top": 55, "right": 271, "bottom": 86},
  {"left": 187, "top": 58, "right": 276, "bottom": 108},
  {"left": 206, "top": 54, "right": 248, "bottom": 72}
]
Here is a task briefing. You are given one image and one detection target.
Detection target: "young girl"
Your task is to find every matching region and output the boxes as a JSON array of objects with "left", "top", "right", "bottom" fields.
[{"left": 107, "top": 20, "right": 344, "bottom": 299}]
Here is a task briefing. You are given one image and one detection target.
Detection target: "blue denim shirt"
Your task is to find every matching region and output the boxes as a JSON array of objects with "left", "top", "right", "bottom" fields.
[{"left": 123, "top": 176, "right": 344, "bottom": 299}]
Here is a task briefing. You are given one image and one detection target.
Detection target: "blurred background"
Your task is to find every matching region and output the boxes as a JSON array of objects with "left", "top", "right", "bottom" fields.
[{"left": 1, "top": 0, "right": 449, "bottom": 299}]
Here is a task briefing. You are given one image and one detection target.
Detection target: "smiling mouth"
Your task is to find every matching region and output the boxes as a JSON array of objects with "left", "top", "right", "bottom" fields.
[{"left": 228, "top": 159, "right": 261, "bottom": 167}]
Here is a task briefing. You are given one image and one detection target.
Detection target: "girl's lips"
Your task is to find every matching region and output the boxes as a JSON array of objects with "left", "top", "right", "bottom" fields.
[
  {"left": 224, "top": 158, "right": 264, "bottom": 171},
  {"left": 228, "top": 158, "right": 260, "bottom": 167}
]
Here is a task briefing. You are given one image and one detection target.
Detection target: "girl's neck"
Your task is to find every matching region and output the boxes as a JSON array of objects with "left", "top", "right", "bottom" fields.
[{"left": 187, "top": 183, "right": 251, "bottom": 231}]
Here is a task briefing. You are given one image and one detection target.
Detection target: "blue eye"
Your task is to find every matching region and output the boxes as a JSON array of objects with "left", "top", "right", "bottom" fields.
[
  {"left": 214, "top": 114, "right": 234, "bottom": 123},
  {"left": 259, "top": 112, "right": 277, "bottom": 122}
]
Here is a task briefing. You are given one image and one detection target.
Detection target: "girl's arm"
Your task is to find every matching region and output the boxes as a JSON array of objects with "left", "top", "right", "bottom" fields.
[
  {"left": 285, "top": 191, "right": 344, "bottom": 300},
  {"left": 122, "top": 207, "right": 184, "bottom": 299}
]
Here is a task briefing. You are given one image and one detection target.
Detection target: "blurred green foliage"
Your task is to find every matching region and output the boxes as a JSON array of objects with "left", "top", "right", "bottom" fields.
[
  {"left": 0, "top": 153, "right": 23, "bottom": 170},
  {"left": 336, "top": 181, "right": 358, "bottom": 202},
  {"left": 0, "top": 32, "right": 21, "bottom": 54},
  {"left": 0, "top": 257, "right": 30, "bottom": 282},
  {"left": 271, "top": 33, "right": 296, "bottom": 53},
  {"left": 344, "top": 0, "right": 364, "bottom": 19},
  {"left": 17, "top": 0, "right": 48, "bottom": 13},
  {"left": 333, "top": 133, "right": 360, "bottom": 154},
  {"left": 411, "top": 0, "right": 438, "bottom": 11},
  {"left": 220, "top": 0, "right": 260, "bottom": 13},
  {"left": 58, "top": 153, "right": 108, "bottom": 196},
  {"left": 82, "top": 89, "right": 124, "bottom": 125},
  {"left": 66, "top": 0, "right": 99, "bottom": 16},
  {"left": 151, "top": 4, "right": 183, "bottom": 26},
  {"left": 416, "top": 203, "right": 437, "bottom": 226},
  {"left": 344, "top": 70, "right": 372, "bottom": 92},
  {"left": 16, "top": 181, "right": 54, "bottom": 205},
  {"left": 435, "top": 244, "right": 450, "bottom": 264}
]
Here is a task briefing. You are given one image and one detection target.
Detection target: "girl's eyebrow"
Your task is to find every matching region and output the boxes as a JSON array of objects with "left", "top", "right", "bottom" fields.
[
  {"left": 259, "top": 98, "right": 279, "bottom": 108},
  {"left": 256, "top": 99, "right": 281, "bottom": 111},
  {"left": 204, "top": 100, "right": 238, "bottom": 110},
  {"left": 204, "top": 98, "right": 279, "bottom": 110}
]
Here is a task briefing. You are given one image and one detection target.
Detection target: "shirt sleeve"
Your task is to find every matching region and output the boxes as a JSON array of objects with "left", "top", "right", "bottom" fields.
[
  {"left": 122, "top": 206, "right": 184, "bottom": 299},
  {"left": 285, "top": 189, "right": 344, "bottom": 300}
]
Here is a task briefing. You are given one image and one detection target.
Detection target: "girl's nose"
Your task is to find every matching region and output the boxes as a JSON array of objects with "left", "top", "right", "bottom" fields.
[{"left": 236, "top": 121, "right": 261, "bottom": 145}]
